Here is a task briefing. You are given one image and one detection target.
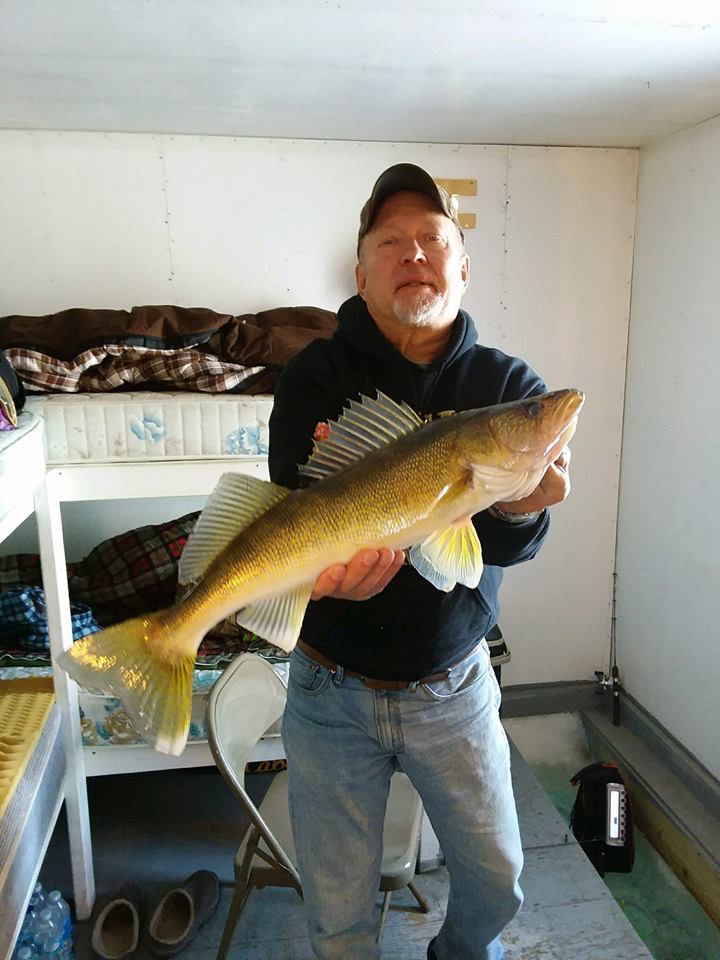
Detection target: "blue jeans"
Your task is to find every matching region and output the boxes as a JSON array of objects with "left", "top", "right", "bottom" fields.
[{"left": 283, "top": 640, "right": 524, "bottom": 960}]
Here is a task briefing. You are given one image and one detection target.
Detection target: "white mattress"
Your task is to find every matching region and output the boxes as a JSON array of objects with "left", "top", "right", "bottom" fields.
[
  {"left": 25, "top": 392, "right": 274, "bottom": 465},
  {"left": 0, "top": 412, "right": 45, "bottom": 520}
]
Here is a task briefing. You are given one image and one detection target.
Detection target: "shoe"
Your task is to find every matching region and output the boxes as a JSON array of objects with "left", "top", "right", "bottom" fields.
[
  {"left": 89, "top": 882, "right": 144, "bottom": 959},
  {"left": 147, "top": 869, "right": 221, "bottom": 957}
]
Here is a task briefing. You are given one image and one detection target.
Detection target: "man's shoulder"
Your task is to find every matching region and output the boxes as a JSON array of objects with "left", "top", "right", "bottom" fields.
[
  {"left": 466, "top": 340, "right": 524, "bottom": 365},
  {"left": 276, "top": 328, "right": 364, "bottom": 407},
  {"left": 284, "top": 328, "right": 346, "bottom": 374},
  {"left": 453, "top": 342, "right": 545, "bottom": 401},
  {"left": 464, "top": 341, "right": 538, "bottom": 377}
]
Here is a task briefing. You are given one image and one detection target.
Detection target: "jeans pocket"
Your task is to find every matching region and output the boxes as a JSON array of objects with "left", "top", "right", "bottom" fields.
[
  {"left": 421, "top": 643, "right": 490, "bottom": 702},
  {"left": 289, "top": 647, "right": 331, "bottom": 696}
]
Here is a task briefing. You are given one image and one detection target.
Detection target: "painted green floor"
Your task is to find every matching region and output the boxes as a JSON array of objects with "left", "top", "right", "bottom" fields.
[{"left": 505, "top": 714, "right": 720, "bottom": 960}]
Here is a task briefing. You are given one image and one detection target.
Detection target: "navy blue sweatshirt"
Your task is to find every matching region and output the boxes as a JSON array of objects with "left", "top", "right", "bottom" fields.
[{"left": 269, "top": 294, "right": 549, "bottom": 679}]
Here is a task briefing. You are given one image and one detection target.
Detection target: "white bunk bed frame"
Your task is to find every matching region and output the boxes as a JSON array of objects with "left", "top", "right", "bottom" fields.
[
  {"left": 40, "top": 455, "right": 284, "bottom": 921},
  {"left": 0, "top": 418, "right": 91, "bottom": 953}
]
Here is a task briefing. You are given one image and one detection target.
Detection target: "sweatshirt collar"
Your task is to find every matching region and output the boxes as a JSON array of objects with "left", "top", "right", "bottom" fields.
[{"left": 335, "top": 295, "right": 477, "bottom": 370}]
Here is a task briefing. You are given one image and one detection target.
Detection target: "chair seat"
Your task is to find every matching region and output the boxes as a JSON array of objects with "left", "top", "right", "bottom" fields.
[{"left": 380, "top": 773, "right": 424, "bottom": 889}]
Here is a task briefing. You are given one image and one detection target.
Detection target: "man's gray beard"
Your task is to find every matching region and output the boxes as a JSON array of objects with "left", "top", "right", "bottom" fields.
[{"left": 392, "top": 291, "right": 444, "bottom": 328}]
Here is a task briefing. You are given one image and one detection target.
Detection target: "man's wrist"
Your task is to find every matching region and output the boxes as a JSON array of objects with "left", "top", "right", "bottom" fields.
[{"left": 488, "top": 503, "right": 542, "bottom": 524}]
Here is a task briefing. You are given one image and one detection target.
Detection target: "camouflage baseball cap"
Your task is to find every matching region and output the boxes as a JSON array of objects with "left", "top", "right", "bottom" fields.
[{"left": 357, "top": 163, "right": 464, "bottom": 255}]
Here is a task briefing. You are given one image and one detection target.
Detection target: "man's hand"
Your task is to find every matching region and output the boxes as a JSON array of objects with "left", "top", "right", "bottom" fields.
[
  {"left": 495, "top": 446, "right": 572, "bottom": 515},
  {"left": 311, "top": 548, "right": 406, "bottom": 601}
]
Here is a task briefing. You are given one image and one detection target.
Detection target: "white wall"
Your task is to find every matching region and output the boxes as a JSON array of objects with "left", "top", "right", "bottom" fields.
[
  {"left": 0, "top": 132, "right": 637, "bottom": 685},
  {"left": 616, "top": 117, "right": 720, "bottom": 778}
]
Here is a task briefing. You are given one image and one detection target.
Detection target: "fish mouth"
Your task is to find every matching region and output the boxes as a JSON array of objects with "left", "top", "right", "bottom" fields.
[
  {"left": 556, "top": 388, "right": 585, "bottom": 419},
  {"left": 541, "top": 389, "right": 584, "bottom": 458},
  {"left": 544, "top": 415, "right": 578, "bottom": 459}
]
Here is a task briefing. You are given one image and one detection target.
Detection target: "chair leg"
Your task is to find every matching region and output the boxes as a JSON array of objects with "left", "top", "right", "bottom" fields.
[
  {"left": 216, "top": 881, "right": 253, "bottom": 960},
  {"left": 408, "top": 880, "right": 431, "bottom": 913},
  {"left": 378, "top": 890, "right": 392, "bottom": 945}
]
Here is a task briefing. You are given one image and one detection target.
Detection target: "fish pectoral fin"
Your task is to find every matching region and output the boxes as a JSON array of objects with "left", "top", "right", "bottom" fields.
[
  {"left": 179, "top": 473, "right": 290, "bottom": 585},
  {"left": 236, "top": 584, "right": 314, "bottom": 653},
  {"left": 407, "top": 546, "right": 457, "bottom": 592},
  {"left": 409, "top": 517, "right": 484, "bottom": 591}
]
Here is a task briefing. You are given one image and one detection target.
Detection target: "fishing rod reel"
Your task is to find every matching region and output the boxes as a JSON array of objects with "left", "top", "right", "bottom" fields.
[{"left": 594, "top": 665, "right": 622, "bottom": 726}]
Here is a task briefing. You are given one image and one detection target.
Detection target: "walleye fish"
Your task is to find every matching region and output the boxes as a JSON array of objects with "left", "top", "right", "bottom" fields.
[{"left": 58, "top": 388, "right": 583, "bottom": 755}]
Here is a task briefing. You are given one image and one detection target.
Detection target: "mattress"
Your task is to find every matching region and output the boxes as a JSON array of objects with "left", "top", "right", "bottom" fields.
[
  {"left": 25, "top": 392, "right": 274, "bottom": 465},
  {"left": 0, "top": 412, "right": 45, "bottom": 519},
  {"left": 0, "top": 689, "right": 64, "bottom": 955},
  {"left": 0, "top": 677, "right": 56, "bottom": 821}
]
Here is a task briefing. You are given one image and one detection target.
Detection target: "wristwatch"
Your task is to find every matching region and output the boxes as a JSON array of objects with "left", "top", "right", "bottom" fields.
[{"left": 488, "top": 504, "right": 542, "bottom": 524}]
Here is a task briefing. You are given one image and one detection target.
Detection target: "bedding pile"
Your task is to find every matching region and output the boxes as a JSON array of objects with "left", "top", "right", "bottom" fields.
[{"left": 0, "top": 303, "right": 336, "bottom": 394}]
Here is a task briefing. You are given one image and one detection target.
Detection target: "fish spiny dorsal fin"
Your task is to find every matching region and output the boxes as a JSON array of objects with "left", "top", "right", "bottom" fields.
[
  {"left": 178, "top": 473, "right": 290, "bottom": 585},
  {"left": 299, "top": 391, "right": 423, "bottom": 482}
]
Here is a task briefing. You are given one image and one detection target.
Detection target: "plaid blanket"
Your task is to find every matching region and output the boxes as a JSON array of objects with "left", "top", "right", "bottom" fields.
[
  {"left": 7, "top": 343, "right": 266, "bottom": 394},
  {"left": 0, "top": 586, "right": 99, "bottom": 651},
  {"left": 0, "top": 513, "right": 198, "bottom": 625}
]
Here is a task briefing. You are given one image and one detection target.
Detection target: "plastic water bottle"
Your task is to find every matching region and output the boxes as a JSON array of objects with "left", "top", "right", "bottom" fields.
[
  {"left": 45, "top": 891, "right": 72, "bottom": 948},
  {"left": 16, "top": 883, "right": 45, "bottom": 952},
  {"left": 38, "top": 941, "right": 65, "bottom": 958},
  {"left": 34, "top": 942, "right": 60, "bottom": 958},
  {"left": 29, "top": 909, "right": 62, "bottom": 954},
  {"left": 14, "top": 945, "right": 39, "bottom": 960},
  {"left": 13, "top": 945, "right": 38, "bottom": 960},
  {"left": 28, "top": 882, "right": 46, "bottom": 916}
]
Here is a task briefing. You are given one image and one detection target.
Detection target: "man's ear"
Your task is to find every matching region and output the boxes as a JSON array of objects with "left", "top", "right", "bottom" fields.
[
  {"left": 460, "top": 254, "right": 470, "bottom": 291},
  {"left": 355, "top": 262, "right": 367, "bottom": 301}
]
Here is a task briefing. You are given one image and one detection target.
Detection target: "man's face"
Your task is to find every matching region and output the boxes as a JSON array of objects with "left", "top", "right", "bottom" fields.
[{"left": 356, "top": 192, "right": 469, "bottom": 331}]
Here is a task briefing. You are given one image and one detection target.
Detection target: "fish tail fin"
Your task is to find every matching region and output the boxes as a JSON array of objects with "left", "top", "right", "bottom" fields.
[{"left": 57, "top": 611, "right": 197, "bottom": 756}]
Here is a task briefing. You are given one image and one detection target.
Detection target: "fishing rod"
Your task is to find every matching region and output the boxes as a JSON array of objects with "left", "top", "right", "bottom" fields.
[
  {"left": 595, "top": 571, "right": 621, "bottom": 726},
  {"left": 609, "top": 572, "right": 621, "bottom": 726}
]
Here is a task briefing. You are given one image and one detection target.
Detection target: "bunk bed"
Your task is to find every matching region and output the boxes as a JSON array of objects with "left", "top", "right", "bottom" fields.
[
  {"left": 13, "top": 391, "right": 287, "bottom": 918},
  {"left": 0, "top": 412, "right": 93, "bottom": 949}
]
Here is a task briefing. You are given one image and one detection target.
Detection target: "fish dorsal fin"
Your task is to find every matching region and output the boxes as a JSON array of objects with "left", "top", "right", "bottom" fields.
[
  {"left": 236, "top": 583, "right": 314, "bottom": 653},
  {"left": 299, "top": 391, "right": 423, "bottom": 481},
  {"left": 409, "top": 517, "right": 484, "bottom": 591},
  {"left": 178, "top": 473, "right": 290, "bottom": 585}
]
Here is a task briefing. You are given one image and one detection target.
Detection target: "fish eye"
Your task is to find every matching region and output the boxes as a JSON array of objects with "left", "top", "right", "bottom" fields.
[{"left": 526, "top": 401, "right": 543, "bottom": 418}]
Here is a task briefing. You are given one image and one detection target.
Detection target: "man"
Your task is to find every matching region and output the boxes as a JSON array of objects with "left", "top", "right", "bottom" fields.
[{"left": 268, "top": 163, "right": 573, "bottom": 960}]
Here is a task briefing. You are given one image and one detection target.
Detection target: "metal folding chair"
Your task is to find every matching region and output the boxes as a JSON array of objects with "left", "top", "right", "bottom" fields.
[{"left": 206, "top": 652, "right": 429, "bottom": 959}]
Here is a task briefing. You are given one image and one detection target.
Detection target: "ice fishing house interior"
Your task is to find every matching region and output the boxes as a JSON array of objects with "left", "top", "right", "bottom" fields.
[{"left": 0, "top": 3, "right": 719, "bottom": 959}]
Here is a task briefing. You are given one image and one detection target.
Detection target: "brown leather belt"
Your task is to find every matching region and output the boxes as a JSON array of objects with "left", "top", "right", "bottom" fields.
[{"left": 297, "top": 639, "right": 451, "bottom": 691}]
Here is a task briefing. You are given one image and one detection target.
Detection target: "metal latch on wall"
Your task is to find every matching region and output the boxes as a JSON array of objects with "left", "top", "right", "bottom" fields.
[{"left": 434, "top": 178, "right": 477, "bottom": 230}]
